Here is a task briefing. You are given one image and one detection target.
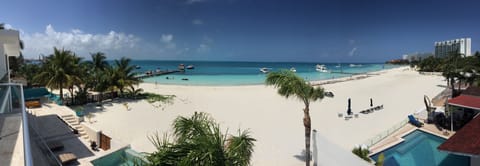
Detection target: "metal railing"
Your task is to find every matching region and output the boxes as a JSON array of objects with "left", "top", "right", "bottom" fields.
[{"left": 362, "top": 118, "right": 409, "bottom": 148}]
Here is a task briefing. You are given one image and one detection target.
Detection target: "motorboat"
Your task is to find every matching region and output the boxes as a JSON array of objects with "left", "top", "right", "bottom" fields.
[
  {"left": 135, "top": 65, "right": 141, "bottom": 69},
  {"left": 178, "top": 64, "right": 185, "bottom": 70},
  {"left": 349, "top": 64, "right": 362, "bottom": 67},
  {"left": 186, "top": 65, "right": 194, "bottom": 69},
  {"left": 315, "top": 64, "right": 328, "bottom": 72},
  {"left": 290, "top": 67, "right": 296, "bottom": 73},
  {"left": 260, "top": 67, "right": 269, "bottom": 73}
]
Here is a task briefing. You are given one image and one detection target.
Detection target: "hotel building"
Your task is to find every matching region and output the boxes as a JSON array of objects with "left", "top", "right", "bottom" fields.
[{"left": 434, "top": 38, "right": 471, "bottom": 57}]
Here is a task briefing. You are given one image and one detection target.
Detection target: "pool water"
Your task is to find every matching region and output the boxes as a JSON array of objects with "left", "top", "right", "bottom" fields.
[
  {"left": 91, "top": 148, "right": 146, "bottom": 166},
  {"left": 370, "top": 130, "right": 470, "bottom": 166}
]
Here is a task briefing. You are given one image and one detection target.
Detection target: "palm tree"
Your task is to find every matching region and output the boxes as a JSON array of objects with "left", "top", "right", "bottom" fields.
[
  {"left": 89, "top": 52, "right": 108, "bottom": 88},
  {"left": 265, "top": 70, "right": 325, "bottom": 166},
  {"left": 34, "top": 48, "right": 79, "bottom": 103},
  {"left": 113, "top": 57, "right": 141, "bottom": 96},
  {"left": 146, "top": 112, "right": 255, "bottom": 166}
]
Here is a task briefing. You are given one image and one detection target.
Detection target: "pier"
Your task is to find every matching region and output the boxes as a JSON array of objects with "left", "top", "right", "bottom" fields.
[{"left": 134, "top": 70, "right": 181, "bottom": 79}]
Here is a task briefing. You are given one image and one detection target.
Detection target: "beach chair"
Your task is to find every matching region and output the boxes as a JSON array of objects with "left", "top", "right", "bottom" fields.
[
  {"left": 408, "top": 115, "right": 423, "bottom": 127},
  {"left": 58, "top": 152, "right": 77, "bottom": 164}
]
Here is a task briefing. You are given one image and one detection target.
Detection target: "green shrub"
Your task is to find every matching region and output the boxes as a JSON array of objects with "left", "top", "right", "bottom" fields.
[{"left": 352, "top": 146, "right": 371, "bottom": 162}]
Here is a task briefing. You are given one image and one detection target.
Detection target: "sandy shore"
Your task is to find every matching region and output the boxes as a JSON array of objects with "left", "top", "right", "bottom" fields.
[{"left": 85, "top": 66, "right": 445, "bottom": 165}]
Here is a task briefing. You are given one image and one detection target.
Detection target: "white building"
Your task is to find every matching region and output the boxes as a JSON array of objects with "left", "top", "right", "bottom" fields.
[
  {"left": 434, "top": 38, "right": 471, "bottom": 57},
  {"left": 0, "top": 29, "right": 21, "bottom": 83}
]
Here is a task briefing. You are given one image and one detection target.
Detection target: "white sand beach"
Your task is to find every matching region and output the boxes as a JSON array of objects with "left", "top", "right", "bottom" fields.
[{"left": 85, "top": 66, "right": 445, "bottom": 165}]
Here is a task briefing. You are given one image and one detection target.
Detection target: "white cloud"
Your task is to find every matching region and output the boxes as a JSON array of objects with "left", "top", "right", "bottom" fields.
[
  {"left": 4, "top": 24, "right": 13, "bottom": 29},
  {"left": 348, "top": 39, "right": 355, "bottom": 45},
  {"left": 196, "top": 36, "right": 213, "bottom": 53},
  {"left": 348, "top": 47, "right": 357, "bottom": 56},
  {"left": 160, "top": 34, "right": 176, "bottom": 49},
  {"left": 197, "top": 44, "right": 210, "bottom": 52},
  {"left": 21, "top": 24, "right": 140, "bottom": 58},
  {"left": 192, "top": 19, "right": 204, "bottom": 25},
  {"left": 161, "top": 34, "right": 173, "bottom": 43}
]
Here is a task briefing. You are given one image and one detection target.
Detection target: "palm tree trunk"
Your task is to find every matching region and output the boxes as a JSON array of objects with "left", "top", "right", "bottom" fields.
[
  {"left": 59, "top": 82, "right": 64, "bottom": 103},
  {"left": 303, "top": 106, "right": 311, "bottom": 166}
]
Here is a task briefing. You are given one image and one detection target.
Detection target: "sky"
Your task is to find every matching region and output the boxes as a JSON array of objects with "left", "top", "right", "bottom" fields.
[{"left": 1, "top": 0, "right": 479, "bottom": 62}]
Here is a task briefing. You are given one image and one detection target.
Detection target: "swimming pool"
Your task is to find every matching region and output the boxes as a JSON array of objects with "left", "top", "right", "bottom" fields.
[
  {"left": 370, "top": 130, "right": 469, "bottom": 166},
  {"left": 91, "top": 147, "right": 146, "bottom": 166}
]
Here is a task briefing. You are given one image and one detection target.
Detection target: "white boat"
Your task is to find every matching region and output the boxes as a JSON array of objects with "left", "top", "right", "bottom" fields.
[
  {"left": 260, "top": 67, "right": 269, "bottom": 73},
  {"left": 178, "top": 64, "right": 185, "bottom": 70},
  {"left": 290, "top": 67, "right": 296, "bottom": 73},
  {"left": 186, "top": 65, "right": 194, "bottom": 69},
  {"left": 349, "top": 64, "right": 362, "bottom": 67},
  {"left": 316, "top": 64, "right": 328, "bottom": 72}
]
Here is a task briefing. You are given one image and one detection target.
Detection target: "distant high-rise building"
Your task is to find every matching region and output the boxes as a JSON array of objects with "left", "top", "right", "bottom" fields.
[{"left": 434, "top": 38, "right": 471, "bottom": 57}]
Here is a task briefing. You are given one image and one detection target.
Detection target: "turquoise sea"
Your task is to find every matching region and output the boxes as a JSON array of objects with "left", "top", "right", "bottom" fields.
[{"left": 130, "top": 61, "right": 401, "bottom": 85}]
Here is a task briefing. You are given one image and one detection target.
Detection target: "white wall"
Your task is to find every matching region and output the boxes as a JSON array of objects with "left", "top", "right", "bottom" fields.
[{"left": 471, "top": 156, "right": 480, "bottom": 166}]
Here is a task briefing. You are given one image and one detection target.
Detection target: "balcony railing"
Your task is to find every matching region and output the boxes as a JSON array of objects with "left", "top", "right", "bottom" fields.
[{"left": 0, "top": 83, "right": 61, "bottom": 166}]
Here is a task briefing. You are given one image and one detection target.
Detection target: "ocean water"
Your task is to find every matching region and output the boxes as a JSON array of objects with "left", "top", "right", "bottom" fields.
[{"left": 130, "top": 61, "right": 400, "bottom": 85}]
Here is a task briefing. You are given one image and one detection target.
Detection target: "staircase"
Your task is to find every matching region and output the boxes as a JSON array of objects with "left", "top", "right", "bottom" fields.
[{"left": 60, "top": 114, "right": 89, "bottom": 140}]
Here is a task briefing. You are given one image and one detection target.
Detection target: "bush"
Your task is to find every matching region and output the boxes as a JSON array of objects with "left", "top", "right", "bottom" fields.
[{"left": 352, "top": 145, "right": 371, "bottom": 162}]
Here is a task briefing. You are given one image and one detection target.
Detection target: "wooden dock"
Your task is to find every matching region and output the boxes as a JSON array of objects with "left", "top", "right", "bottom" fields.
[{"left": 135, "top": 70, "right": 181, "bottom": 79}]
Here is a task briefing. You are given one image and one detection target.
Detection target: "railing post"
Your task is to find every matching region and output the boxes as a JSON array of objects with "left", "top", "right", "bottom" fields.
[{"left": 19, "top": 85, "right": 33, "bottom": 166}]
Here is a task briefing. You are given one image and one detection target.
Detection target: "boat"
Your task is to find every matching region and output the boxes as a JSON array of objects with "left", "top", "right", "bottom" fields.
[
  {"left": 186, "top": 65, "right": 194, "bottom": 69},
  {"left": 178, "top": 64, "right": 185, "bottom": 70},
  {"left": 315, "top": 64, "right": 328, "bottom": 72},
  {"left": 290, "top": 67, "right": 296, "bottom": 73},
  {"left": 349, "top": 64, "right": 363, "bottom": 67},
  {"left": 260, "top": 67, "right": 269, "bottom": 73},
  {"left": 135, "top": 65, "right": 141, "bottom": 69}
]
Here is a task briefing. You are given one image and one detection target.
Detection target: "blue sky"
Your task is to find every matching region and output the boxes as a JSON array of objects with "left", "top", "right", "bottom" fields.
[{"left": 1, "top": 0, "right": 479, "bottom": 62}]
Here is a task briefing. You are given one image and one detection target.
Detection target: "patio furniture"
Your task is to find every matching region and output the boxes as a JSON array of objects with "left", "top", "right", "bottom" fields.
[
  {"left": 408, "top": 115, "right": 424, "bottom": 127},
  {"left": 58, "top": 152, "right": 77, "bottom": 164}
]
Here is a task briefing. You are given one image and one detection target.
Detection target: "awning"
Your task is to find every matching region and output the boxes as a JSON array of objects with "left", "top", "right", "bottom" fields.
[
  {"left": 438, "top": 115, "right": 480, "bottom": 157},
  {"left": 448, "top": 95, "right": 480, "bottom": 110}
]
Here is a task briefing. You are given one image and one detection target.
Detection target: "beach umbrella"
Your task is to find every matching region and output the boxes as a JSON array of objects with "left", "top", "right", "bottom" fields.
[
  {"left": 370, "top": 98, "right": 373, "bottom": 107},
  {"left": 347, "top": 98, "right": 352, "bottom": 115}
]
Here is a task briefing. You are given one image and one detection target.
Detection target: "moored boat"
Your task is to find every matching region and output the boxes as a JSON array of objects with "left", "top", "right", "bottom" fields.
[
  {"left": 290, "top": 67, "right": 296, "bottom": 72},
  {"left": 260, "top": 67, "right": 269, "bottom": 73},
  {"left": 178, "top": 64, "right": 185, "bottom": 70},
  {"left": 315, "top": 64, "right": 328, "bottom": 72}
]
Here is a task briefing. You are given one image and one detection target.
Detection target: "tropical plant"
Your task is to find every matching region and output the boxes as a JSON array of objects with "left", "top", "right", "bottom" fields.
[
  {"left": 145, "top": 112, "right": 256, "bottom": 166},
  {"left": 265, "top": 70, "right": 325, "bottom": 166},
  {"left": 375, "top": 153, "right": 384, "bottom": 166},
  {"left": 114, "top": 57, "right": 141, "bottom": 96},
  {"left": 352, "top": 146, "right": 371, "bottom": 162},
  {"left": 89, "top": 52, "right": 108, "bottom": 90},
  {"left": 18, "top": 63, "right": 41, "bottom": 87},
  {"left": 33, "top": 48, "right": 80, "bottom": 103}
]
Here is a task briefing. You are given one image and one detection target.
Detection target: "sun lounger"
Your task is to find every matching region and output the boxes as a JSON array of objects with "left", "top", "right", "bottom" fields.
[
  {"left": 408, "top": 115, "right": 423, "bottom": 127},
  {"left": 58, "top": 152, "right": 77, "bottom": 164},
  {"left": 46, "top": 141, "right": 64, "bottom": 151}
]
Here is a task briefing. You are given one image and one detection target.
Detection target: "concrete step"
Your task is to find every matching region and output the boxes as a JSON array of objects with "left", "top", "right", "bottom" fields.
[{"left": 61, "top": 114, "right": 75, "bottom": 118}]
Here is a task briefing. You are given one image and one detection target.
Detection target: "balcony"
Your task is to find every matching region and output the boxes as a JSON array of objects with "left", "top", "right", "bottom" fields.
[{"left": 0, "top": 83, "right": 61, "bottom": 166}]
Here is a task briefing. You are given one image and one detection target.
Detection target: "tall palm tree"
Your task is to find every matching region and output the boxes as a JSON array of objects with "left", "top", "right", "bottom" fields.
[
  {"left": 89, "top": 52, "right": 108, "bottom": 89},
  {"left": 265, "top": 70, "right": 325, "bottom": 166},
  {"left": 146, "top": 112, "right": 255, "bottom": 166},
  {"left": 34, "top": 48, "right": 79, "bottom": 103},
  {"left": 114, "top": 57, "right": 141, "bottom": 96}
]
